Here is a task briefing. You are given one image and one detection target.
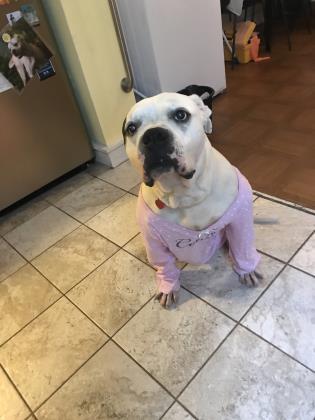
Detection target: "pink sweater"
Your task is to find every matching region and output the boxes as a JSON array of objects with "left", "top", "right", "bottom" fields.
[{"left": 137, "top": 168, "right": 260, "bottom": 294}]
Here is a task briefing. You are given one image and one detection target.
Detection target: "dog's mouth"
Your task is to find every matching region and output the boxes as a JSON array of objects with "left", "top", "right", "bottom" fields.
[
  {"left": 139, "top": 126, "right": 195, "bottom": 187},
  {"left": 142, "top": 153, "right": 195, "bottom": 187}
]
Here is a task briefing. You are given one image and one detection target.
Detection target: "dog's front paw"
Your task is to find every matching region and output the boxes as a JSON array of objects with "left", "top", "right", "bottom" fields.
[
  {"left": 154, "top": 290, "right": 179, "bottom": 309},
  {"left": 239, "top": 270, "right": 263, "bottom": 287}
]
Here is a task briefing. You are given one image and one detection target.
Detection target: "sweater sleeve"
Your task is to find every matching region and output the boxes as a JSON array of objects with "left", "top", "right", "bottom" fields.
[
  {"left": 140, "top": 224, "right": 181, "bottom": 294},
  {"left": 225, "top": 187, "right": 260, "bottom": 276}
]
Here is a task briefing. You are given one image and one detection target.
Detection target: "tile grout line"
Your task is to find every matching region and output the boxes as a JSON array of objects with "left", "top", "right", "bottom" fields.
[
  {"left": 0, "top": 221, "right": 124, "bottom": 287},
  {"left": 171, "top": 399, "right": 201, "bottom": 420},
  {"left": 0, "top": 240, "right": 122, "bottom": 348},
  {"left": 30, "top": 290, "right": 183, "bottom": 415},
  {"left": 14, "top": 245, "right": 181, "bottom": 416},
  {"left": 51, "top": 188, "right": 128, "bottom": 226},
  {"left": 3, "top": 231, "right": 315, "bottom": 346},
  {"left": 0, "top": 258, "right": 28, "bottom": 286},
  {"left": 47, "top": 173, "right": 141, "bottom": 228},
  {"left": 175, "top": 322, "right": 239, "bottom": 402},
  {"left": 0, "top": 164, "right": 97, "bottom": 237},
  {"left": 174, "top": 400, "right": 199, "bottom": 420},
  {"left": 159, "top": 399, "right": 199, "bottom": 420},
  {"left": 87, "top": 169, "right": 141, "bottom": 196},
  {"left": 79, "top": 187, "right": 138, "bottom": 223},
  {"left": 1, "top": 173, "right": 315, "bottom": 414},
  {"left": 60, "top": 248, "right": 122, "bottom": 295},
  {"left": 0, "top": 293, "right": 64, "bottom": 349},
  {"left": 1, "top": 219, "right": 104, "bottom": 284},
  {"left": 1, "top": 260, "right": 166, "bottom": 415},
  {"left": 255, "top": 248, "right": 287, "bottom": 264},
  {"left": 110, "top": 338, "right": 178, "bottom": 401},
  {"left": 2, "top": 222, "right": 315, "bottom": 403},
  {"left": 237, "top": 264, "right": 288, "bottom": 325},
  {"left": 240, "top": 324, "right": 315, "bottom": 374},
  {"left": 109, "top": 295, "right": 155, "bottom": 338},
  {"left": 180, "top": 285, "right": 238, "bottom": 324},
  {"left": 1, "top": 260, "right": 114, "bottom": 414},
  {"left": 2, "top": 241, "right": 118, "bottom": 413},
  {"left": 1, "top": 174, "right": 136, "bottom": 241},
  {"left": 1, "top": 162, "right": 314, "bottom": 240},
  {"left": 32, "top": 299, "right": 177, "bottom": 415},
  {"left": 159, "top": 401, "right": 177, "bottom": 420},
  {"left": 4, "top": 253, "right": 314, "bottom": 417},
  {"left": 0, "top": 363, "right": 39, "bottom": 420},
  {"left": 0, "top": 219, "right": 126, "bottom": 347},
  {"left": 253, "top": 191, "right": 315, "bottom": 216},
  {"left": 287, "top": 262, "right": 315, "bottom": 278},
  {"left": 2, "top": 177, "right": 314, "bottom": 278},
  {"left": 175, "top": 228, "right": 315, "bottom": 401},
  {"left": 256, "top": 247, "right": 315, "bottom": 279},
  {"left": 0, "top": 165, "right": 138, "bottom": 239},
  {"left": 65, "top": 291, "right": 154, "bottom": 341},
  {"left": 238, "top": 228, "right": 315, "bottom": 325},
  {"left": 2, "top": 223, "right": 83, "bottom": 266},
  {"left": 3, "top": 185, "right": 314, "bottom": 284},
  {"left": 0, "top": 197, "right": 51, "bottom": 239},
  {"left": 3, "top": 237, "right": 121, "bottom": 340},
  {"left": 35, "top": 223, "right": 121, "bottom": 264},
  {"left": 234, "top": 229, "right": 315, "bottom": 374},
  {"left": 31, "top": 340, "right": 109, "bottom": 414}
]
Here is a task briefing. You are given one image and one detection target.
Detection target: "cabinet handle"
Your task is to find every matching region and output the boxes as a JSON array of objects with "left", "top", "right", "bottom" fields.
[{"left": 108, "top": 0, "right": 134, "bottom": 93}]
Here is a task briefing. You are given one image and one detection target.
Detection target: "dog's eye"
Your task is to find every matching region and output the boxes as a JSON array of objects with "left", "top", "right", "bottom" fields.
[
  {"left": 174, "top": 109, "right": 189, "bottom": 122},
  {"left": 126, "top": 123, "right": 137, "bottom": 136}
]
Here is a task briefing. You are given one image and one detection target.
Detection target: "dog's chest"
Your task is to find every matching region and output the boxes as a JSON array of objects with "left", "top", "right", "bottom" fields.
[
  {"left": 158, "top": 194, "right": 234, "bottom": 230},
  {"left": 143, "top": 186, "right": 237, "bottom": 230}
]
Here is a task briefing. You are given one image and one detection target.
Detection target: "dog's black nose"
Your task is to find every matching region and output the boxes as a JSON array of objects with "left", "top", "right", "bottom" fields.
[{"left": 141, "top": 127, "right": 172, "bottom": 148}]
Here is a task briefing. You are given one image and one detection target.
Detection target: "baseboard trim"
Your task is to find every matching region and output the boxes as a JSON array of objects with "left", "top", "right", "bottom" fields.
[{"left": 92, "top": 140, "right": 127, "bottom": 168}]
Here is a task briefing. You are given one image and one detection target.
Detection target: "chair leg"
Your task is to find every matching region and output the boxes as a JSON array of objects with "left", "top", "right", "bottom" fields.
[
  {"left": 251, "top": 0, "right": 256, "bottom": 21},
  {"left": 231, "top": 13, "right": 237, "bottom": 69},
  {"left": 263, "top": 0, "right": 272, "bottom": 52},
  {"left": 279, "top": 0, "right": 292, "bottom": 50},
  {"left": 302, "top": 0, "right": 312, "bottom": 33}
]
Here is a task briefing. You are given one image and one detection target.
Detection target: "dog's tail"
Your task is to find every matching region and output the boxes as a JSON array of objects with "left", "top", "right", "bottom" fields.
[{"left": 254, "top": 217, "right": 279, "bottom": 225}]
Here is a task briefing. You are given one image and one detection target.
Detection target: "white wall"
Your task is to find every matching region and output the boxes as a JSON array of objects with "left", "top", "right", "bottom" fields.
[
  {"left": 43, "top": 0, "right": 136, "bottom": 166},
  {"left": 117, "top": 0, "right": 161, "bottom": 97},
  {"left": 145, "top": 0, "right": 226, "bottom": 94},
  {"left": 117, "top": 0, "right": 226, "bottom": 96}
]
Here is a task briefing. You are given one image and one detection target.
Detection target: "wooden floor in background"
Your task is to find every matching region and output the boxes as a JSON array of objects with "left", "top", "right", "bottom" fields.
[{"left": 211, "top": 26, "right": 315, "bottom": 209}]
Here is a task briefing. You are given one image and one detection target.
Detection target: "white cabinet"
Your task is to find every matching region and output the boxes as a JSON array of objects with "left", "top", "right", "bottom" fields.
[{"left": 117, "top": 0, "right": 226, "bottom": 97}]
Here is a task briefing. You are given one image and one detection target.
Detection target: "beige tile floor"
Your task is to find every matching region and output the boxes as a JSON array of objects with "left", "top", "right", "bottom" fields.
[{"left": 0, "top": 161, "right": 315, "bottom": 420}]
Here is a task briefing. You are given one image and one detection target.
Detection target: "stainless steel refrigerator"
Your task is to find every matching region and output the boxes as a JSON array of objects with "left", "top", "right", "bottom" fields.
[{"left": 0, "top": 0, "right": 93, "bottom": 211}]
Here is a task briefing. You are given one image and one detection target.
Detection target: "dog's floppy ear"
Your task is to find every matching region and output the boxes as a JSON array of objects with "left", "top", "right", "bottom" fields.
[
  {"left": 122, "top": 117, "right": 127, "bottom": 145},
  {"left": 189, "top": 94, "right": 212, "bottom": 134}
]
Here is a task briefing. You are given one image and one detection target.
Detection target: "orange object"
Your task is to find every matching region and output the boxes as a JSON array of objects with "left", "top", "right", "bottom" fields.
[{"left": 250, "top": 35, "right": 271, "bottom": 62}]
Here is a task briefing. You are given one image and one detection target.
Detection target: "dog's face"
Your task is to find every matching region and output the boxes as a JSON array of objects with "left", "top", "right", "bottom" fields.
[
  {"left": 123, "top": 92, "right": 212, "bottom": 187},
  {"left": 8, "top": 34, "right": 23, "bottom": 56}
]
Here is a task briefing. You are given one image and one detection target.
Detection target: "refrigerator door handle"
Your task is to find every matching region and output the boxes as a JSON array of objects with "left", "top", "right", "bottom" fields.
[{"left": 108, "top": 0, "right": 134, "bottom": 93}]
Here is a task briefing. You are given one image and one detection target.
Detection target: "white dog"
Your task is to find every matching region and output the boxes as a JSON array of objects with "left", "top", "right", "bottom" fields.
[
  {"left": 8, "top": 34, "right": 35, "bottom": 86},
  {"left": 123, "top": 93, "right": 262, "bottom": 308}
]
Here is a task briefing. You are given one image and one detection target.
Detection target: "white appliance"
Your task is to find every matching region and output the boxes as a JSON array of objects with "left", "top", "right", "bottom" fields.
[{"left": 116, "top": 0, "right": 226, "bottom": 97}]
